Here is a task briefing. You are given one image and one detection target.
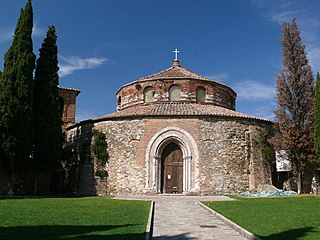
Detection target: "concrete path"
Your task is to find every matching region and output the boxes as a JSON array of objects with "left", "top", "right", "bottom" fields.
[{"left": 116, "top": 195, "right": 247, "bottom": 239}]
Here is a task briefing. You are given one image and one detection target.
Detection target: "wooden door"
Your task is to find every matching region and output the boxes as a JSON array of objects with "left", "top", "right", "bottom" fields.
[{"left": 161, "top": 143, "right": 183, "bottom": 193}]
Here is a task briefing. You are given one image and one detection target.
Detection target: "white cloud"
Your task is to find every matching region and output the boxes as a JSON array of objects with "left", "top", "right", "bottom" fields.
[
  {"left": 0, "top": 23, "right": 45, "bottom": 42},
  {"left": 253, "top": 106, "right": 275, "bottom": 120},
  {"left": 233, "top": 80, "right": 275, "bottom": 100},
  {"left": 32, "top": 23, "right": 45, "bottom": 37},
  {"left": 59, "top": 56, "right": 108, "bottom": 77},
  {"left": 253, "top": 0, "right": 320, "bottom": 73},
  {"left": 271, "top": 10, "right": 302, "bottom": 24},
  {"left": 206, "top": 72, "right": 229, "bottom": 81},
  {"left": 0, "top": 28, "right": 14, "bottom": 42},
  {"left": 308, "top": 46, "right": 320, "bottom": 74}
]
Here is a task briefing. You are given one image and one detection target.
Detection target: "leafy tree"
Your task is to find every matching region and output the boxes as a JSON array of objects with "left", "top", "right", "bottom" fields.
[
  {"left": 33, "top": 26, "right": 63, "bottom": 194},
  {"left": 91, "top": 129, "right": 109, "bottom": 180},
  {"left": 272, "top": 19, "right": 315, "bottom": 193},
  {"left": 0, "top": 0, "right": 35, "bottom": 194},
  {"left": 315, "top": 73, "right": 320, "bottom": 160},
  {"left": 91, "top": 130, "right": 109, "bottom": 166}
]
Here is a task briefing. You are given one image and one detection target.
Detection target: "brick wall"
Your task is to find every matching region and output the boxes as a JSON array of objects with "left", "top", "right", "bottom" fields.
[
  {"left": 58, "top": 88, "right": 80, "bottom": 127},
  {"left": 116, "top": 79, "right": 236, "bottom": 111}
]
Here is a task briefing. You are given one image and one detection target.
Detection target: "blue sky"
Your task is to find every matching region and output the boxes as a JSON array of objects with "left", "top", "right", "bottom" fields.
[{"left": 1, "top": 0, "right": 320, "bottom": 121}]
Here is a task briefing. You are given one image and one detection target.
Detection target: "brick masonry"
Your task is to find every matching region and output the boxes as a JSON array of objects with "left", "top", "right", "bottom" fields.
[
  {"left": 58, "top": 87, "right": 80, "bottom": 128},
  {"left": 117, "top": 79, "right": 236, "bottom": 111}
]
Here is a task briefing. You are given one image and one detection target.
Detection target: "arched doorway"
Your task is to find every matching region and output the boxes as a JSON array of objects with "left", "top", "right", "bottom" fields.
[
  {"left": 145, "top": 126, "right": 199, "bottom": 194},
  {"left": 160, "top": 142, "right": 183, "bottom": 193}
]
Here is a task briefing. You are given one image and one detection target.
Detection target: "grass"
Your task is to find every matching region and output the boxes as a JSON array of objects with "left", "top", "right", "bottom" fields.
[
  {"left": 204, "top": 195, "right": 320, "bottom": 240},
  {"left": 0, "top": 196, "right": 150, "bottom": 240}
]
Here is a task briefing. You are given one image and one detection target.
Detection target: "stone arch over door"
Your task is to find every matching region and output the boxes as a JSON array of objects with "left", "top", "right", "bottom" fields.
[{"left": 145, "top": 126, "right": 199, "bottom": 194}]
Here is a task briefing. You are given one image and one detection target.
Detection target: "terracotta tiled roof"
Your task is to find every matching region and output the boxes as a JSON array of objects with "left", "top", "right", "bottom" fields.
[
  {"left": 95, "top": 102, "right": 271, "bottom": 122},
  {"left": 116, "top": 60, "right": 232, "bottom": 94},
  {"left": 58, "top": 86, "right": 81, "bottom": 93},
  {"left": 137, "top": 62, "right": 226, "bottom": 86}
]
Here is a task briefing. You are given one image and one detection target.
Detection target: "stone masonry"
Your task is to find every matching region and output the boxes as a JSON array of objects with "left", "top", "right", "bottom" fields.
[
  {"left": 68, "top": 116, "right": 272, "bottom": 196},
  {"left": 66, "top": 58, "right": 273, "bottom": 196}
]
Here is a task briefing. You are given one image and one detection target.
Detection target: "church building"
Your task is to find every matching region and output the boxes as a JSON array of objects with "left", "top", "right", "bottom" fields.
[{"left": 67, "top": 52, "right": 274, "bottom": 196}]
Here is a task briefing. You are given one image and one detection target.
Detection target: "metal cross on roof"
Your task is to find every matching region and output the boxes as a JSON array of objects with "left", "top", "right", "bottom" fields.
[{"left": 173, "top": 48, "right": 180, "bottom": 60}]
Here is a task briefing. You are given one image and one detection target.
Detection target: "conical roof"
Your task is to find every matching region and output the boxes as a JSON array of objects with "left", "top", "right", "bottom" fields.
[{"left": 137, "top": 60, "right": 226, "bottom": 86}]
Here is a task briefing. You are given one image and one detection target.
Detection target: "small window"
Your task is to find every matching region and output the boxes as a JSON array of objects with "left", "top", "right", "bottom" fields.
[
  {"left": 196, "top": 87, "right": 206, "bottom": 103},
  {"left": 144, "top": 86, "right": 154, "bottom": 103},
  {"left": 169, "top": 85, "right": 181, "bottom": 101},
  {"left": 117, "top": 96, "right": 121, "bottom": 105}
]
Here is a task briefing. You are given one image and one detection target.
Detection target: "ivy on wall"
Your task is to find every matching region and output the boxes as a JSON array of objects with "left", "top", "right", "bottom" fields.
[
  {"left": 91, "top": 130, "right": 109, "bottom": 165},
  {"left": 91, "top": 130, "right": 109, "bottom": 180}
]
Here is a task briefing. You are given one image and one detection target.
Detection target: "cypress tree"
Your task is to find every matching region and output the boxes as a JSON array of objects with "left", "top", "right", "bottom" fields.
[
  {"left": 314, "top": 73, "right": 320, "bottom": 160},
  {"left": 0, "top": 0, "right": 35, "bottom": 194},
  {"left": 272, "top": 19, "right": 315, "bottom": 193},
  {"left": 33, "top": 26, "right": 62, "bottom": 194}
]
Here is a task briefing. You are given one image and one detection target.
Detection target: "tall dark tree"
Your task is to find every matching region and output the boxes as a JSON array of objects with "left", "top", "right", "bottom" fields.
[
  {"left": 273, "top": 19, "right": 315, "bottom": 193},
  {"left": 314, "top": 73, "right": 320, "bottom": 160},
  {"left": 0, "top": 0, "right": 35, "bottom": 194},
  {"left": 33, "top": 26, "right": 63, "bottom": 194}
]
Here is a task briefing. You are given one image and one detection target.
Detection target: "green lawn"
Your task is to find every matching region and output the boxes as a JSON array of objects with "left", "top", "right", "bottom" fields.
[
  {"left": 0, "top": 197, "right": 150, "bottom": 240},
  {"left": 204, "top": 196, "right": 320, "bottom": 240}
]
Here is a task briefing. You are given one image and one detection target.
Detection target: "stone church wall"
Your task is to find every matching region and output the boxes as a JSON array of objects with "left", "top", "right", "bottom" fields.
[
  {"left": 66, "top": 123, "right": 97, "bottom": 196},
  {"left": 94, "top": 119, "right": 147, "bottom": 195},
  {"left": 198, "top": 119, "right": 272, "bottom": 195},
  {"left": 67, "top": 116, "right": 273, "bottom": 196},
  {"left": 199, "top": 119, "right": 249, "bottom": 195}
]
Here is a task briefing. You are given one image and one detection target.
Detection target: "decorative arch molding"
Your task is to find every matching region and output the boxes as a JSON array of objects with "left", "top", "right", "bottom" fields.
[{"left": 145, "top": 126, "right": 199, "bottom": 193}]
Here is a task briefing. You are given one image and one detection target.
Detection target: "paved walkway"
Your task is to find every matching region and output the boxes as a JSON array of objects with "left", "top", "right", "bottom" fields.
[{"left": 116, "top": 195, "right": 247, "bottom": 239}]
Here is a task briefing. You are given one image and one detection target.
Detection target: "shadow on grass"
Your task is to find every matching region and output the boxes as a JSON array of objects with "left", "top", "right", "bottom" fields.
[
  {"left": 0, "top": 224, "right": 145, "bottom": 240},
  {"left": 258, "top": 227, "right": 316, "bottom": 240},
  {"left": 0, "top": 195, "right": 92, "bottom": 200}
]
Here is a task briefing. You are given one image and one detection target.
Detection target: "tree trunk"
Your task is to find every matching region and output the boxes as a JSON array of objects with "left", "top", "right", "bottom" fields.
[
  {"left": 33, "top": 170, "right": 39, "bottom": 195},
  {"left": 297, "top": 171, "right": 302, "bottom": 194},
  {"left": 8, "top": 170, "right": 15, "bottom": 195}
]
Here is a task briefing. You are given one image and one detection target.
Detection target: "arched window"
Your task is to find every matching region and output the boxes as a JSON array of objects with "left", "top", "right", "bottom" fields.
[
  {"left": 196, "top": 87, "right": 206, "bottom": 103},
  {"left": 117, "top": 96, "right": 121, "bottom": 105},
  {"left": 144, "top": 86, "right": 154, "bottom": 103},
  {"left": 169, "top": 85, "right": 181, "bottom": 101}
]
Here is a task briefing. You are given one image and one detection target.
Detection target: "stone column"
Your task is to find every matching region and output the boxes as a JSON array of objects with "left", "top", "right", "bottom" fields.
[
  {"left": 183, "top": 156, "right": 187, "bottom": 192},
  {"left": 187, "top": 156, "right": 192, "bottom": 191},
  {"left": 183, "top": 155, "right": 192, "bottom": 192},
  {"left": 145, "top": 153, "right": 150, "bottom": 191},
  {"left": 153, "top": 155, "right": 160, "bottom": 192}
]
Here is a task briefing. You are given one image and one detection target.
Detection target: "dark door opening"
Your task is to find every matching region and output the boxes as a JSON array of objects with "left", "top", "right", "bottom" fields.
[{"left": 161, "top": 142, "right": 183, "bottom": 193}]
